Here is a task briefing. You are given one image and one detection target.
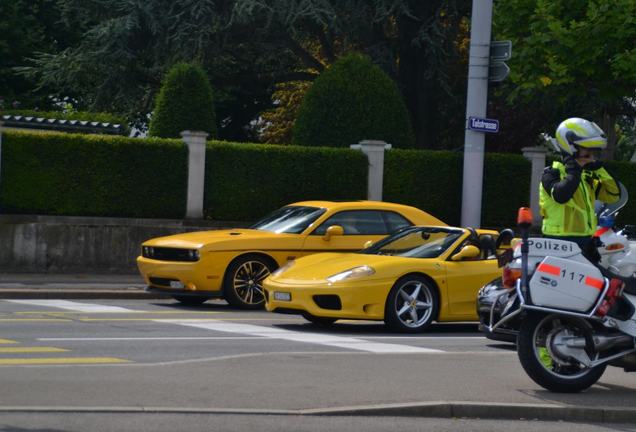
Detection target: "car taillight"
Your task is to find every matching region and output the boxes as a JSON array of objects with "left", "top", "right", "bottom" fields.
[
  {"left": 596, "top": 278, "right": 623, "bottom": 317},
  {"left": 502, "top": 266, "right": 521, "bottom": 289}
]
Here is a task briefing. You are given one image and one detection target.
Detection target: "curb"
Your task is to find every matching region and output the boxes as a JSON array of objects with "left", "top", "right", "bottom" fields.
[
  {"left": 0, "top": 402, "right": 634, "bottom": 423},
  {"left": 0, "top": 290, "right": 169, "bottom": 300},
  {"left": 304, "top": 401, "right": 636, "bottom": 423}
]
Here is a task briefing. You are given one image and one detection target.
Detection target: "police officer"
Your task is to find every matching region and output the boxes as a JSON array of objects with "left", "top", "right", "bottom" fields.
[{"left": 540, "top": 117, "right": 620, "bottom": 256}]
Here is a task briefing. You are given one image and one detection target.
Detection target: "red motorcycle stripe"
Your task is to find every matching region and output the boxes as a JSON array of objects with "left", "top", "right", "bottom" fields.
[
  {"left": 537, "top": 263, "right": 561, "bottom": 276},
  {"left": 585, "top": 276, "right": 604, "bottom": 290}
]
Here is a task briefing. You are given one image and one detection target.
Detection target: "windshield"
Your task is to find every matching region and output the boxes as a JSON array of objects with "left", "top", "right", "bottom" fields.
[
  {"left": 251, "top": 206, "right": 326, "bottom": 234},
  {"left": 362, "top": 227, "right": 464, "bottom": 259},
  {"left": 597, "top": 181, "right": 628, "bottom": 219}
]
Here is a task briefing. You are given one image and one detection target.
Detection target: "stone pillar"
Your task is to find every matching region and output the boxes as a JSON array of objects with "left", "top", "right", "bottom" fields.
[
  {"left": 181, "top": 130, "right": 209, "bottom": 219},
  {"left": 350, "top": 140, "right": 392, "bottom": 201},
  {"left": 522, "top": 146, "right": 548, "bottom": 226}
]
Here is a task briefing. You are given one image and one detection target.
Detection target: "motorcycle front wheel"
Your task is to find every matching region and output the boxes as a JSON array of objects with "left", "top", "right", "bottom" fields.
[{"left": 517, "top": 313, "right": 606, "bottom": 393}]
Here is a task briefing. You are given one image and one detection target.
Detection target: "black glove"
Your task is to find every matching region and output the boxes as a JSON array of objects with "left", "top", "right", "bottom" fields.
[
  {"left": 563, "top": 155, "right": 582, "bottom": 175},
  {"left": 582, "top": 160, "right": 603, "bottom": 171}
]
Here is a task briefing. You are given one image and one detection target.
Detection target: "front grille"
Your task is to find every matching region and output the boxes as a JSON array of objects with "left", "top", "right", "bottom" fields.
[
  {"left": 313, "top": 295, "right": 342, "bottom": 310},
  {"left": 149, "top": 277, "right": 179, "bottom": 287},
  {"left": 142, "top": 246, "right": 199, "bottom": 262}
]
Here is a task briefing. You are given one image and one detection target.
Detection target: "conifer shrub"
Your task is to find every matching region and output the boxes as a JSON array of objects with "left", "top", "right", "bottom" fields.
[
  {"left": 149, "top": 63, "right": 217, "bottom": 138},
  {"left": 293, "top": 53, "right": 415, "bottom": 148}
]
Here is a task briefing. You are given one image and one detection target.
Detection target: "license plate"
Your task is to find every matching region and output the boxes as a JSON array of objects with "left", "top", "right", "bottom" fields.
[
  {"left": 170, "top": 281, "right": 185, "bottom": 289},
  {"left": 274, "top": 291, "right": 291, "bottom": 301}
]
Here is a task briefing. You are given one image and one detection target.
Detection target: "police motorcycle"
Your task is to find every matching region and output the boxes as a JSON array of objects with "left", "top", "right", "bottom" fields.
[
  {"left": 485, "top": 199, "right": 636, "bottom": 393},
  {"left": 478, "top": 183, "right": 636, "bottom": 344}
]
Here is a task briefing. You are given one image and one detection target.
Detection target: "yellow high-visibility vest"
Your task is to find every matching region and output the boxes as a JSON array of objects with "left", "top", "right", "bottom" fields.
[{"left": 540, "top": 161, "right": 618, "bottom": 236}]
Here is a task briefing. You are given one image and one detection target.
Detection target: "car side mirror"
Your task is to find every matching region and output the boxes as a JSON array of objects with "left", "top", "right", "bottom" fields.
[
  {"left": 323, "top": 225, "right": 344, "bottom": 241},
  {"left": 451, "top": 245, "right": 480, "bottom": 261},
  {"left": 363, "top": 240, "right": 374, "bottom": 249}
]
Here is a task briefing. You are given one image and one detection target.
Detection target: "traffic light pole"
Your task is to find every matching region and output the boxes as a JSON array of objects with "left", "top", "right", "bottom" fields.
[{"left": 460, "top": 0, "right": 493, "bottom": 228}]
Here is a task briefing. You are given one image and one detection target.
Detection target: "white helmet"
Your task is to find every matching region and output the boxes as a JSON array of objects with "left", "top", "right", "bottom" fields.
[{"left": 554, "top": 117, "right": 607, "bottom": 156}]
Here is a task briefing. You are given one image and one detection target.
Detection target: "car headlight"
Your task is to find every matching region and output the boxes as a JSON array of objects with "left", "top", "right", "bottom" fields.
[
  {"left": 327, "top": 266, "right": 375, "bottom": 283},
  {"left": 142, "top": 246, "right": 155, "bottom": 258},
  {"left": 187, "top": 249, "right": 200, "bottom": 261},
  {"left": 272, "top": 260, "right": 295, "bottom": 277}
]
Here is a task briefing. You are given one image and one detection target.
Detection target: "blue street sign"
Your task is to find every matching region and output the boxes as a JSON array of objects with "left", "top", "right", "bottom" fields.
[{"left": 468, "top": 116, "right": 499, "bottom": 133}]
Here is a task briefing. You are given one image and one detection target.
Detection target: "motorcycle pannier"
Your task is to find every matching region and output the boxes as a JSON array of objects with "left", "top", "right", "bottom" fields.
[{"left": 528, "top": 256, "right": 606, "bottom": 312}]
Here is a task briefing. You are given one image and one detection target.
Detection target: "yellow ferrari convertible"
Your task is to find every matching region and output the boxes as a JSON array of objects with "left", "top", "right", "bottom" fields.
[
  {"left": 264, "top": 226, "right": 509, "bottom": 332},
  {"left": 137, "top": 201, "right": 444, "bottom": 309}
]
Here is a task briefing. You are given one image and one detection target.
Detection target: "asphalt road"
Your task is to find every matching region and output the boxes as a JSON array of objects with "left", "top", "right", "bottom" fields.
[
  {"left": 1, "top": 413, "right": 635, "bottom": 432},
  {"left": 1, "top": 298, "right": 635, "bottom": 431}
]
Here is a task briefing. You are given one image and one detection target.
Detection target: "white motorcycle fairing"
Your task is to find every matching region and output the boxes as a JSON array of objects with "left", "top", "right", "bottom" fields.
[{"left": 528, "top": 256, "right": 606, "bottom": 313}]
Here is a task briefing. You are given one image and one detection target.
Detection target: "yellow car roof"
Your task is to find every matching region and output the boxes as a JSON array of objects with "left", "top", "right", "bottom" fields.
[{"left": 288, "top": 200, "right": 447, "bottom": 226}]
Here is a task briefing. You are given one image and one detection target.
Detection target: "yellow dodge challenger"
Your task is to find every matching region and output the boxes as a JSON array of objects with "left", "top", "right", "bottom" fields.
[
  {"left": 263, "top": 226, "right": 504, "bottom": 332},
  {"left": 137, "top": 201, "right": 445, "bottom": 309}
]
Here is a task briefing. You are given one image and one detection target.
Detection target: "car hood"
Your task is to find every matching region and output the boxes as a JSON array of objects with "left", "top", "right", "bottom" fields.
[
  {"left": 271, "top": 252, "right": 433, "bottom": 283},
  {"left": 142, "top": 228, "right": 300, "bottom": 250}
]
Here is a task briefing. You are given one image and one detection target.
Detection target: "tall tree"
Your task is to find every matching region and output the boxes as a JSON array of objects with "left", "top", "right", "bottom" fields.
[
  {"left": 232, "top": 0, "right": 471, "bottom": 148},
  {"left": 0, "top": 0, "right": 79, "bottom": 109},
  {"left": 24, "top": 0, "right": 471, "bottom": 146},
  {"left": 491, "top": 0, "right": 636, "bottom": 158},
  {"left": 23, "top": 0, "right": 295, "bottom": 139}
]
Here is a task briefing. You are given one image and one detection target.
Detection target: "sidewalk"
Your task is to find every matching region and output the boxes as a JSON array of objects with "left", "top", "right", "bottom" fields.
[{"left": 0, "top": 273, "right": 166, "bottom": 299}]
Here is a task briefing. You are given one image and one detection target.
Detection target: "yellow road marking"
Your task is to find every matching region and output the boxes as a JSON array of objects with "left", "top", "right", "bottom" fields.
[
  {"left": 0, "top": 347, "right": 68, "bottom": 353},
  {"left": 78, "top": 318, "right": 219, "bottom": 322},
  {"left": 0, "top": 318, "right": 72, "bottom": 322},
  {"left": 0, "top": 357, "right": 130, "bottom": 365},
  {"left": 0, "top": 339, "right": 18, "bottom": 344},
  {"left": 1, "top": 317, "right": 300, "bottom": 323},
  {"left": 15, "top": 311, "right": 225, "bottom": 315},
  {"left": 78, "top": 317, "right": 301, "bottom": 322},
  {"left": 219, "top": 318, "right": 302, "bottom": 321}
]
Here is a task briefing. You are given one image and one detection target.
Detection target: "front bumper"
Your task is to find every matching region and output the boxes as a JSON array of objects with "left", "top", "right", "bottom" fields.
[
  {"left": 476, "top": 277, "right": 519, "bottom": 342},
  {"left": 136, "top": 255, "right": 225, "bottom": 295},
  {"left": 263, "top": 277, "right": 392, "bottom": 320}
]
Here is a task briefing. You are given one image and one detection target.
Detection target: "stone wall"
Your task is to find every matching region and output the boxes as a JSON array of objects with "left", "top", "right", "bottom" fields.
[{"left": 0, "top": 215, "right": 246, "bottom": 274}]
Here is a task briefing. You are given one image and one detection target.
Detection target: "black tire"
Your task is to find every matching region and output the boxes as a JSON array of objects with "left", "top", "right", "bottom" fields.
[
  {"left": 302, "top": 312, "right": 337, "bottom": 327},
  {"left": 517, "top": 313, "right": 606, "bottom": 393},
  {"left": 172, "top": 295, "right": 210, "bottom": 306},
  {"left": 223, "top": 254, "right": 275, "bottom": 309},
  {"left": 384, "top": 275, "right": 439, "bottom": 333}
]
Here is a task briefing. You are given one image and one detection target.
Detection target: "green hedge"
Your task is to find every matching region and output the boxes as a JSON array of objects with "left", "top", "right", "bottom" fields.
[
  {"left": 1, "top": 130, "right": 634, "bottom": 228},
  {"left": 384, "top": 150, "right": 531, "bottom": 228},
  {"left": 0, "top": 131, "right": 187, "bottom": 218},
  {"left": 204, "top": 141, "right": 368, "bottom": 220},
  {"left": 384, "top": 149, "right": 463, "bottom": 225}
]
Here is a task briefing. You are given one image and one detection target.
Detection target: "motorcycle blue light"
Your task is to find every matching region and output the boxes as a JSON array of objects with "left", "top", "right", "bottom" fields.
[{"left": 598, "top": 215, "right": 615, "bottom": 228}]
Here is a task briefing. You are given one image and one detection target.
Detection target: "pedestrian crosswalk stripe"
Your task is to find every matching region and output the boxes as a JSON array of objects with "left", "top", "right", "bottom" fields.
[
  {"left": 0, "top": 347, "right": 69, "bottom": 353},
  {"left": 5, "top": 300, "right": 139, "bottom": 313},
  {"left": 0, "top": 357, "right": 130, "bottom": 365},
  {"left": 156, "top": 319, "right": 443, "bottom": 354}
]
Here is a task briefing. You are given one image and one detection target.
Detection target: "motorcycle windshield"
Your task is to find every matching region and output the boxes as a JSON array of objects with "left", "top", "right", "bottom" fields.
[{"left": 597, "top": 182, "right": 628, "bottom": 219}]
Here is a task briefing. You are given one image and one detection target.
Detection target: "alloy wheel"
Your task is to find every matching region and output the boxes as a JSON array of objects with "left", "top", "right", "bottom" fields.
[
  {"left": 394, "top": 281, "right": 434, "bottom": 329},
  {"left": 232, "top": 260, "right": 271, "bottom": 305}
]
